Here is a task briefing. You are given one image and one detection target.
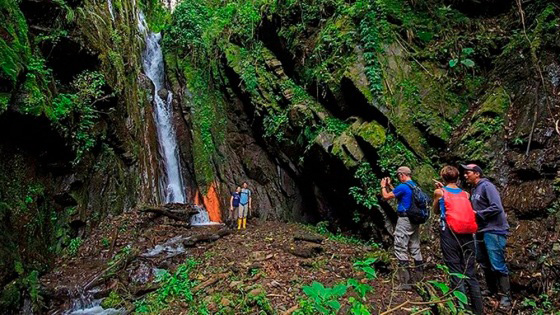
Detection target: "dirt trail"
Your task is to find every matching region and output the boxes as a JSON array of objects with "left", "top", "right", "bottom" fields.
[
  {"left": 41, "top": 211, "right": 420, "bottom": 314},
  {"left": 42, "top": 210, "right": 543, "bottom": 314}
]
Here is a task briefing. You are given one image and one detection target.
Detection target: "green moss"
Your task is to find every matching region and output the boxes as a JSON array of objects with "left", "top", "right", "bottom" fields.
[
  {"left": 179, "top": 60, "right": 227, "bottom": 190},
  {"left": 412, "top": 163, "right": 437, "bottom": 192},
  {"left": 353, "top": 121, "right": 386, "bottom": 148},
  {"left": 0, "top": 0, "right": 31, "bottom": 84},
  {"left": 331, "top": 132, "right": 363, "bottom": 168},
  {"left": 101, "top": 291, "right": 124, "bottom": 309},
  {"left": 474, "top": 86, "right": 510, "bottom": 119},
  {"left": 457, "top": 87, "right": 510, "bottom": 164}
]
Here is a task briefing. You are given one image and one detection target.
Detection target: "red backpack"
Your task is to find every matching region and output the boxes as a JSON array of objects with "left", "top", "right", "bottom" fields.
[{"left": 443, "top": 189, "right": 478, "bottom": 234}]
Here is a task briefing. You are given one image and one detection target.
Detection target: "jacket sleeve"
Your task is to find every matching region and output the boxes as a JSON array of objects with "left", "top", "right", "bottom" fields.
[{"left": 475, "top": 184, "right": 504, "bottom": 220}]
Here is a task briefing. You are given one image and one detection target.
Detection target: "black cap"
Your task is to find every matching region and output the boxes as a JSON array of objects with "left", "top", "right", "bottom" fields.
[{"left": 461, "top": 164, "right": 483, "bottom": 175}]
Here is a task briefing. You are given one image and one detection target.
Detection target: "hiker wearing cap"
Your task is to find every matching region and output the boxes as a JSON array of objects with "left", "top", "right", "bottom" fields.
[
  {"left": 380, "top": 166, "right": 424, "bottom": 290},
  {"left": 462, "top": 164, "right": 512, "bottom": 309},
  {"left": 433, "top": 166, "right": 483, "bottom": 315}
]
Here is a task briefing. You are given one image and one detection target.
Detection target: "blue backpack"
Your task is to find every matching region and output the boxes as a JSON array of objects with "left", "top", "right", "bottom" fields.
[{"left": 404, "top": 182, "right": 430, "bottom": 224}]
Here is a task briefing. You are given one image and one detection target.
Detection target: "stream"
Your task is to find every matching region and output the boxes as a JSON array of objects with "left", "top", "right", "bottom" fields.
[{"left": 61, "top": 10, "right": 218, "bottom": 315}]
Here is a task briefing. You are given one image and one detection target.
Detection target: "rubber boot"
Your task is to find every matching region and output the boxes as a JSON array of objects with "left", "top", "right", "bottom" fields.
[
  {"left": 412, "top": 260, "right": 424, "bottom": 283},
  {"left": 497, "top": 274, "right": 512, "bottom": 309},
  {"left": 396, "top": 260, "right": 412, "bottom": 291},
  {"left": 237, "top": 219, "right": 242, "bottom": 230},
  {"left": 242, "top": 218, "right": 247, "bottom": 229},
  {"left": 481, "top": 268, "right": 498, "bottom": 297}
]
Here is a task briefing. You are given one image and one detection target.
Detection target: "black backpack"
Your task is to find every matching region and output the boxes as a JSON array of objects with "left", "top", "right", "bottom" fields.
[{"left": 404, "top": 182, "right": 430, "bottom": 224}]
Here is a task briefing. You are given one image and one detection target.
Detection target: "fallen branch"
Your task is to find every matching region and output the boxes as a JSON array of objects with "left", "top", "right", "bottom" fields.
[
  {"left": 379, "top": 298, "right": 453, "bottom": 315},
  {"left": 137, "top": 204, "right": 198, "bottom": 222},
  {"left": 84, "top": 249, "right": 138, "bottom": 291},
  {"left": 294, "top": 232, "right": 324, "bottom": 244},
  {"left": 192, "top": 272, "right": 232, "bottom": 293},
  {"left": 282, "top": 305, "right": 299, "bottom": 315}
]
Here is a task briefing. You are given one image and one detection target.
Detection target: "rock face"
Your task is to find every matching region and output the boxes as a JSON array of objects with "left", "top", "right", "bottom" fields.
[
  {"left": 1, "top": 0, "right": 559, "bottom": 311},
  {"left": 163, "top": 0, "right": 559, "bottom": 242},
  {"left": 0, "top": 0, "right": 162, "bottom": 309},
  {"left": 162, "top": 0, "right": 559, "bottom": 299}
]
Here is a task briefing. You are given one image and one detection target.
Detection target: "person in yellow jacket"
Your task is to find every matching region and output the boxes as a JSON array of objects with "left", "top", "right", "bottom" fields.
[{"left": 237, "top": 182, "right": 252, "bottom": 229}]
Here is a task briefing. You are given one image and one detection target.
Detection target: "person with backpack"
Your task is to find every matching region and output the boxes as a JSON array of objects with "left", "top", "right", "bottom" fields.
[
  {"left": 238, "top": 182, "right": 252, "bottom": 230},
  {"left": 462, "top": 164, "right": 512, "bottom": 309},
  {"left": 380, "top": 166, "right": 427, "bottom": 290},
  {"left": 433, "top": 166, "right": 483, "bottom": 315}
]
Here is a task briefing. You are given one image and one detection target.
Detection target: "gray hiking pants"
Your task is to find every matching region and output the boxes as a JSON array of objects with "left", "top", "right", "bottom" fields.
[{"left": 394, "top": 217, "right": 423, "bottom": 262}]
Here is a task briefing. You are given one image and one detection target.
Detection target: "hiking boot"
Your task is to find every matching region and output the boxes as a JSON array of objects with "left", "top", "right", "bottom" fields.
[
  {"left": 498, "top": 274, "right": 512, "bottom": 309},
  {"left": 481, "top": 269, "right": 498, "bottom": 297},
  {"left": 396, "top": 260, "right": 412, "bottom": 291},
  {"left": 411, "top": 260, "right": 424, "bottom": 283}
]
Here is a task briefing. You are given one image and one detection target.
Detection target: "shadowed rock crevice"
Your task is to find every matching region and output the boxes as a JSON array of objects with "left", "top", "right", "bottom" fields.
[
  {"left": 0, "top": 111, "right": 73, "bottom": 165},
  {"left": 40, "top": 37, "right": 100, "bottom": 85}
]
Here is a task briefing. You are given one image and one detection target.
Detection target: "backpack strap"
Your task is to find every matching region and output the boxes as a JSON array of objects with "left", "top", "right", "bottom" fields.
[{"left": 403, "top": 181, "right": 416, "bottom": 191}]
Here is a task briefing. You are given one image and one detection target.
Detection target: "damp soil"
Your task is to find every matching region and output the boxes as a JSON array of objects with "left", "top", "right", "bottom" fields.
[
  {"left": 41, "top": 210, "right": 557, "bottom": 314},
  {"left": 41, "top": 212, "right": 418, "bottom": 314}
]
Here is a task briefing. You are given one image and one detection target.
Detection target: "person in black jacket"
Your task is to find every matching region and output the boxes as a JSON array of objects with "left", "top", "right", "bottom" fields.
[{"left": 462, "top": 164, "right": 512, "bottom": 309}]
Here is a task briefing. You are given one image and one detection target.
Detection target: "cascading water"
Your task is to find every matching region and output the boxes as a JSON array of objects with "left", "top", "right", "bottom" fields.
[
  {"left": 107, "top": 0, "right": 115, "bottom": 20},
  {"left": 138, "top": 12, "right": 216, "bottom": 224},
  {"left": 138, "top": 12, "right": 186, "bottom": 204},
  {"left": 61, "top": 7, "right": 218, "bottom": 315}
]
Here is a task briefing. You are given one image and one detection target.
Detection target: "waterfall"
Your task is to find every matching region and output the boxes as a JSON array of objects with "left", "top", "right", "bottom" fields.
[
  {"left": 107, "top": 0, "right": 115, "bottom": 20},
  {"left": 138, "top": 12, "right": 186, "bottom": 204},
  {"left": 138, "top": 12, "right": 216, "bottom": 225}
]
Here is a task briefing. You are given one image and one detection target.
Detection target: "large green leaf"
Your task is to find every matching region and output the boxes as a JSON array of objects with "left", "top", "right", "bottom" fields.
[
  {"left": 449, "top": 272, "right": 469, "bottom": 279},
  {"left": 326, "top": 300, "right": 341, "bottom": 310},
  {"left": 428, "top": 280, "right": 450, "bottom": 294},
  {"left": 460, "top": 59, "right": 475, "bottom": 68},
  {"left": 453, "top": 290, "right": 468, "bottom": 304},
  {"left": 461, "top": 47, "right": 474, "bottom": 55},
  {"left": 331, "top": 284, "right": 348, "bottom": 297}
]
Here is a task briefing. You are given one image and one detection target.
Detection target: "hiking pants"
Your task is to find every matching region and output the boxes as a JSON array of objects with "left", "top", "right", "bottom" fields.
[
  {"left": 238, "top": 204, "right": 249, "bottom": 219},
  {"left": 476, "top": 232, "right": 509, "bottom": 275},
  {"left": 441, "top": 226, "right": 483, "bottom": 315},
  {"left": 228, "top": 206, "right": 238, "bottom": 225},
  {"left": 394, "top": 217, "right": 422, "bottom": 262}
]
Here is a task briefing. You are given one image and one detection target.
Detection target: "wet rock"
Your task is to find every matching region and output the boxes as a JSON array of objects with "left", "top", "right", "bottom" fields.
[
  {"left": 128, "top": 261, "right": 153, "bottom": 284},
  {"left": 157, "top": 88, "right": 168, "bottom": 99}
]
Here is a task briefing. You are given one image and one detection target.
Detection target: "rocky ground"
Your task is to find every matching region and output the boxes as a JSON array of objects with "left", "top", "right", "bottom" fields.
[{"left": 41, "top": 210, "right": 558, "bottom": 314}]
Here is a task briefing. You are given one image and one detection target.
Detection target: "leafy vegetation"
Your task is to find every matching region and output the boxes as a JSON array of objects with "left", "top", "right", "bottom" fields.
[
  {"left": 135, "top": 259, "right": 199, "bottom": 313},
  {"left": 67, "top": 237, "right": 82, "bottom": 257},
  {"left": 295, "top": 259, "right": 472, "bottom": 314}
]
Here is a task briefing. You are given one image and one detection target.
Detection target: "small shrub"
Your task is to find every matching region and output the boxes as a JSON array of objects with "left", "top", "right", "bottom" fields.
[{"left": 67, "top": 237, "right": 82, "bottom": 256}]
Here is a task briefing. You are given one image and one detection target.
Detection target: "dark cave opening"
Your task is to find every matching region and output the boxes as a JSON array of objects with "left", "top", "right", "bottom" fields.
[
  {"left": 257, "top": 15, "right": 296, "bottom": 78},
  {"left": 446, "top": 0, "right": 514, "bottom": 17},
  {"left": 0, "top": 111, "right": 74, "bottom": 166},
  {"left": 39, "top": 37, "right": 100, "bottom": 85}
]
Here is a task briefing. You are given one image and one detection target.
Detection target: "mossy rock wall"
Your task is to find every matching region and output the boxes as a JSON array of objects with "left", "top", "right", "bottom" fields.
[
  {"left": 0, "top": 0, "right": 162, "bottom": 310},
  {"left": 164, "top": 0, "right": 558, "bottom": 237}
]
